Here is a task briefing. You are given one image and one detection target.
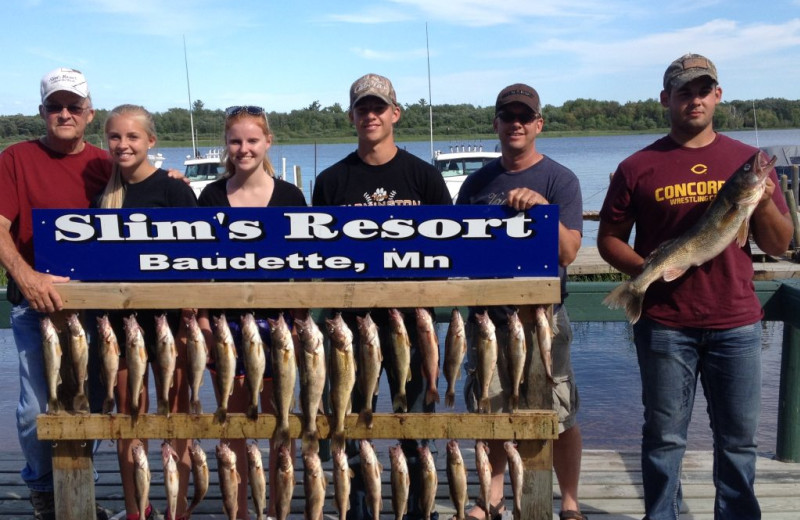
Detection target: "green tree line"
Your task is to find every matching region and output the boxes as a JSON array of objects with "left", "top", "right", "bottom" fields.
[{"left": 2, "top": 97, "right": 799, "bottom": 147}]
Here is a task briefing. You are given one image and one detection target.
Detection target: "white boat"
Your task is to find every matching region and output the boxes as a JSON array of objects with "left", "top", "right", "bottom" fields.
[
  {"left": 433, "top": 144, "right": 501, "bottom": 202},
  {"left": 184, "top": 149, "right": 225, "bottom": 197},
  {"left": 148, "top": 152, "right": 165, "bottom": 169}
]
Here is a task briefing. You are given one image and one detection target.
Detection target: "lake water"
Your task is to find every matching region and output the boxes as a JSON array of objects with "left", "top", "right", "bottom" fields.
[{"left": 1, "top": 129, "right": 796, "bottom": 455}]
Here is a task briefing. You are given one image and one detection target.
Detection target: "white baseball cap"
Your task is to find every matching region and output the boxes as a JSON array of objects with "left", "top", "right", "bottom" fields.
[{"left": 40, "top": 67, "right": 90, "bottom": 103}]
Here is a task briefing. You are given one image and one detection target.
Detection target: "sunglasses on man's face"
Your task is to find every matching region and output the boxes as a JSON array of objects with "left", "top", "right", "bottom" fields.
[
  {"left": 496, "top": 110, "right": 538, "bottom": 125},
  {"left": 225, "top": 105, "right": 266, "bottom": 117},
  {"left": 43, "top": 104, "right": 89, "bottom": 116}
]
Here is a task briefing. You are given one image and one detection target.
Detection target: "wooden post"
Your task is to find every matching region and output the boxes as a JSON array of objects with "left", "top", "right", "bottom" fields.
[
  {"left": 777, "top": 281, "right": 800, "bottom": 462},
  {"left": 52, "top": 441, "right": 96, "bottom": 520}
]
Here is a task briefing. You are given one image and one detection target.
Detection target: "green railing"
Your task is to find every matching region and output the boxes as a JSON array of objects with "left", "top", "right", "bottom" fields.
[{"left": 3, "top": 282, "right": 799, "bottom": 461}]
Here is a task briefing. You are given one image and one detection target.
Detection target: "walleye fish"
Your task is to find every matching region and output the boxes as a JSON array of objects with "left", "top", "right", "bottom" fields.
[
  {"left": 446, "top": 439, "right": 468, "bottom": 520},
  {"left": 474, "top": 311, "right": 498, "bottom": 413},
  {"left": 534, "top": 305, "right": 555, "bottom": 382},
  {"left": 186, "top": 312, "right": 208, "bottom": 414},
  {"left": 416, "top": 307, "right": 441, "bottom": 406},
  {"left": 443, "top": 308, "right": 466, "bottom": 408},
  {"left": 213, "top": 313, "right": 237, "bottom": 423},
  {"left": 187, "top": 440, "right": 209, "bottom": 517},
  {"left": 132, "top": 443, "right": 150, "bottom": 520},
  {"left": 303, "top": 450, "right": 327, "bottom": 520},
  {"left": 504, "top": 441, "right": 523, "bottom": 520},
  {"left": 124, "top": 314, "right": 148, "bottom": 417},
  {"left": 66, "top": 313, "right": 89, "bottom": 413},
  {"left": 604, "top": 153, "right": 777, "bottom": 324},
  {"left": 387, "top": 308, "right": 412, "bottom": 412},
  {"left": 96, "top": 314, "right": 120, "bottom": 414},
  {"left": 295, "top": 314, "right": 326, "bottom": 452},
  {"left": 356, "top": 312, "right": 382, "bottom": 429},
  {"left": 506, "top": 309, "right": 527, "bottom": 412},
  {"left": 475, "top": 440, "right": 493, "bottom": 520},
  {"left": 274, "top": 444, "right": 295, "bottom": 520},
  {"left": 216, "top": 442, "right": 240, "bottom": 520},
  {"left": 269, "top": 313, "right": 296, "bottom": 449},
  {"left": 332, "top": 446, "right": 353, "bottom": 520},
  {"left": 40, "top": 316, "right": 62, "bottom": 415},
  {"left": 419, "top": 444, "right": 438, "bottom": 520},
  {"left": 161, "top": 441, "right": 179, "bottom": 520},
  {"left": 154, "top": 313, "right": 177, "bottom": 416},
  {"left": 389, "top": 444, "right": 409, "bottom": 520},
  {"left": 241, "top": 312, "right": 266, "bottom": 420},
  {"left": 360, "top": 440, "right": 383, "bottom": 520},
  {"left": 326, "top": 313, "right": 356, "bottom": 448},
  {"left": 247, "top": 441, "right": 267, "bottom": 520}
]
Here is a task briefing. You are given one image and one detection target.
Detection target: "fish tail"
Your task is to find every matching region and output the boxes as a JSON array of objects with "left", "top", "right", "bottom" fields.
[
  {"left": 444, "top": 390, "right": 455, "bottom": 408},
  {"left": 273, "top": 425, "right": 291, "bottom": 450},
  {"left": 102, "top": 397, "right": 115, "bottom": 415},
  {"left": 393, "top": 392, "right": 408, "bottom": 413},
  {"left": 426, "top": 387, "right": 440, "bottom": 405},
  {"left": 603, "top": 282, "right": 643, "bottom": 324},
  {"left": 190, "top": 399, "right": 202, "bottom": 415},
  {"left": 360, "top": 408, "right": 374, "bottom": 429},
  {"left": 157, "top": 400, "right": 170, "bottom": 417},
  {"left": 47, "top": 399, "right": 61, "bottom": 415},
  {"left": 509, "top": 394, "right": 519, "bottom": 413},
  {"left": 302, "top": 430, "right": 319, "bottom": 455},
  {"left": 331, "top": 431, "right": 346, "bottom": 452},
  {"left": 214, "top": 406, "right": 228, "bottom": 424},
  {"left": 246, "top": 404, "right": 259, "bottom": 420},
  {"left": 73, "top": 394, "right": 89, "bottom": 413},
  {"left": 479, "top": 397, "right": 491, "bottom": 414}
]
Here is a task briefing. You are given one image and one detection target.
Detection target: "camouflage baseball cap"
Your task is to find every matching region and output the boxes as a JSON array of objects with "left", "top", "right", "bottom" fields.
[
  {"left": 663, "top": 53, "right": 718, "bottom": 91},
  {"left": 349, "top": 73, "right": 397, "bottom": 110}
]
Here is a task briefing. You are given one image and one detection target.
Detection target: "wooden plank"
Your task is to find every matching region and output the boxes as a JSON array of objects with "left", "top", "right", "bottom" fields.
[
  {"left": 52, "top": 278, "right": 561, "bottom": 309},
  {"left": 52, "top": 441, "right": 95, "bottom": 520},
  {"left": 37, "top": 412, "right": 558, "bottom": 441}
]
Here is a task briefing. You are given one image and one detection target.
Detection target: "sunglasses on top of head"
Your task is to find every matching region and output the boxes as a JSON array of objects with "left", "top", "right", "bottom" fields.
[
  {"left": 43, "top": 103, "right": 89, "bottom": 116},
  {"left": 225, "top": 105, "right": 266, "bottom": 117},
  {"left": 496, "top": 110, "right": 539, "bottom": 125}
]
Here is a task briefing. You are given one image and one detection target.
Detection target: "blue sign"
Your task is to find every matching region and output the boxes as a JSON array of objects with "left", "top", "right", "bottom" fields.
[{"left": 32, "top": 205, "right": 558, "bottom": 281}]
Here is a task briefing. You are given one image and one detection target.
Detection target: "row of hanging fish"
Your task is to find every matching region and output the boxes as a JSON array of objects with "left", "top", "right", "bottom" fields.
[
  {"left": 131, "top": 438, "right": 523, "bottom": 520},
  {"left": 40, "top": 305, "right": 556, "bottom": 430}
]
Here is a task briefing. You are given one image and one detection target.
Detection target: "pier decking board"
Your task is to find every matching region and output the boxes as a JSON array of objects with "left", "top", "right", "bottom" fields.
[{"left": 0, "top": 450, "right": 798, "bottom": 519}]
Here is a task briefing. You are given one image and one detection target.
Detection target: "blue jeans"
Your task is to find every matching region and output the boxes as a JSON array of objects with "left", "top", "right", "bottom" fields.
[
  {"left": 12, "top": 302, "right": 105, "bottom": 492},
  {"left": 633, "top": 318, "right": 762, "bottom": 520}
]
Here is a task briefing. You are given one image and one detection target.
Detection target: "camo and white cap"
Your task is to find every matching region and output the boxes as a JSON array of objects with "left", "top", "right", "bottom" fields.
[
  {"left": 663, "top": 54, "right": 718, "bottom": 91},
  {"left": 349, "top": 73, "right": 397, "bottom": 110},
  {"left": 40, "top": 67, "right": 90, "bottom": 103}
]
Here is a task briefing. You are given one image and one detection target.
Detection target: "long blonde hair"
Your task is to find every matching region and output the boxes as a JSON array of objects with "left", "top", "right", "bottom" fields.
[
  {"left": 222, "top": 108, "right": 275, "bottom": 178},
  {"left": 99, "top": 104, "right": 157, "bottom": 209}
]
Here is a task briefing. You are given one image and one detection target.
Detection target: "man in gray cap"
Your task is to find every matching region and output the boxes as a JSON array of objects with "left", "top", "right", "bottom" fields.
[
  {"left": 457, "top": 83, "right": 585, "bottom": 520},
  {"left": 598, "top": 54, "right": 793, "bottom": 519},
  {"left": 312, "top": 73, "right": 450, "bottom": 520},
  {"left": 0, "top": 67, "right": 111, "bottom": 520}
]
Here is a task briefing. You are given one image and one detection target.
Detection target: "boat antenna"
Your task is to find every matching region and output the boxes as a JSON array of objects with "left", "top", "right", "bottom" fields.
[
  {"left": 426, "top": 22, "right": 434, "bottom": 161},
  {"left": 184, "top": 35, "right": 197, "bottom": 158},
  {"left": 752, "top": 100, "right": 759, "bottom": 148}
]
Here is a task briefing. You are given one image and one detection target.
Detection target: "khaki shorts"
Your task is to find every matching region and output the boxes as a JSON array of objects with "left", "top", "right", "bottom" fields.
[{"left": 463, "top": 306, "right": 579, "bottom": 433}]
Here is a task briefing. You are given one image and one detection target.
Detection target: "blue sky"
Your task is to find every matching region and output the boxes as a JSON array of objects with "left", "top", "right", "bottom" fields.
[{"left": 2, "top": 0, "right": 799, "bottom": 116}]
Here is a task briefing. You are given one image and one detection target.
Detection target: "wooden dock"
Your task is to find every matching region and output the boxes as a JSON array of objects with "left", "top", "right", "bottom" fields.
[
  {"left": 570, "top": 246, "right": 800, "bottom": 280},
  {"left": 0, "top": 448, "right": 798, "bottom": 519}
]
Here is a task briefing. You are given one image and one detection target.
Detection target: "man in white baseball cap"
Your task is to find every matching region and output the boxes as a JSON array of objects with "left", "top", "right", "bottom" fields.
[{"left": 0, "top": 67, "right": 110, "bottom": 520}]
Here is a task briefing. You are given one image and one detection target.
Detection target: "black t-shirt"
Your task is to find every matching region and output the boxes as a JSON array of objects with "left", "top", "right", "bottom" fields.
[
  {"left": 122, "top": 168, "right": 197, "bottom": 208},
  {"left": 311, "top": 148, "right": 452, "bottom": 206},
  {"left": 198, "top": 176, "right": 307, "bottom": 207}
]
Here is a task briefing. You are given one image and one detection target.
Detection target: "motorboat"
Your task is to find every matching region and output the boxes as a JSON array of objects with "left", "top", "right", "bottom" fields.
[
  {"left": 148, "top": 152, "right": 165, "bottom": 169},
  {"left": 184, "top": 149, "right": 225, "bottom": 197},
  {"left": 433, "top": 144, "right": 501, "bottom": 202}
]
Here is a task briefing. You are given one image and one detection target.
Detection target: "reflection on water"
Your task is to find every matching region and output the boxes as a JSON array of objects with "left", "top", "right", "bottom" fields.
[{"left": 0, "top": 319, "right": 783, "bottom": 454}]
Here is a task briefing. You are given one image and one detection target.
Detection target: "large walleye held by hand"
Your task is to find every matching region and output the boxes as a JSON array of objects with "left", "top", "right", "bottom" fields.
[{"left": 604, "top": 153, "right": 776, "bottom": 324}]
